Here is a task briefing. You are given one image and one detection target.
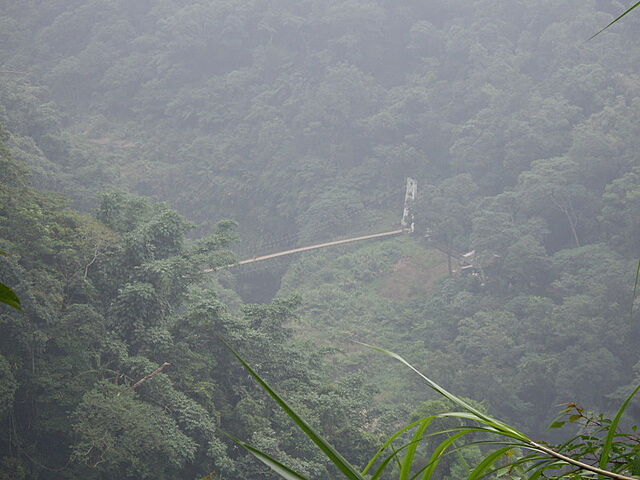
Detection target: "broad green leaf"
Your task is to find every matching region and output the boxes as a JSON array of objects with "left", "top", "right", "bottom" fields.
[
  {"left": 0, "top": 282, "right": 21, "bottom": 310},
  {"left": 549, "top": 421, "right": 566, "bottom": 429},
  {"left": 220, "top": 337, "right": 366, "bottom": 480},
  {"left": 0, "top": 252, "right": 21, "bottom": 310}
]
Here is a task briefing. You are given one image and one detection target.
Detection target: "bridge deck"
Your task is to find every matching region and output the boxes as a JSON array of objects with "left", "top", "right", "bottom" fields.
[{"left": 205, "top": 229, "right": 405, "bottom": 272}]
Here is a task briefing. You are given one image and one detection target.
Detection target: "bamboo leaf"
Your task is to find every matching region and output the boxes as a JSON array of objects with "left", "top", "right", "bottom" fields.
[{"left": 219, "top": 337, "right": 366, "bottom": 480}]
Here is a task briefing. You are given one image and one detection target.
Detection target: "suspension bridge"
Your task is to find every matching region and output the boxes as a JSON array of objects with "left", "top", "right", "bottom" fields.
[{"left": 205, "top": 178, "right": 418, "bottom": 272}]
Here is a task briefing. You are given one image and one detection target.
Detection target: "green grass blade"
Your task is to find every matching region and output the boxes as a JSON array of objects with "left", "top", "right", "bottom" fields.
[
  {"left": 466, "top": 447, "right": 514, "bottom": 480},
  {"left": 370, "top": 450, "right": 402, "bottom": 480},
  {"left": 422, "top": 426, "right": 498, "bottom": 441},
  {"left": 400, "top": 419, "right": 432, "bottom": 480},
  {"left": 368, "top": 426, "right": 476, "bottom": 480},
  {"left": 220, "top": 337, "right": 366, "bottom": 480},
  {"left": 460, "top": 439, "right": 530, "bottom": 450},
  {"left": 496, "top": 455, "right": 553, "bottom": 476},
  {"left": 478, "top": 455, "right": 553, "bottom": 480},
  {"left": 410, "top": 443, "right": 469, "bottom": 480},
  {"left": 409, "top": 439, "right": 503, "bottom": 480},
  {"left": 370, "top": 438, "right": 432, "bottom": 480},
  {"left": 364, "top": 414, "right": 504, "bottom": 478},
  {"left": 589, "top": 1, "right": 640, "bottom": 40},
  {"left": 431, "top": 414, "right": 536, "bottom": 442},
  {"left": 389, "top": 444, "right": 404, "bottom": 473},
  {"left": 420, "top": 431, "right": 468, "bottom": 480},
  {"left": 366, "top": 436, "right": 421, "bottom": 480},
  {"left": 359, "top": 343, "right": 530, "bottom": 442},
  {"left": 631, "top": 259, "right": 640, "bottom": 328},
  {"left": 456, "top": 449, "right": 472, "bottom": 478},
  {"left": 529, "top": 460, "right": 567, "bottom": 479},
  {"left": 527, "top": 468, "right": 544, "bottom": 480},
  {"left": 223, "top": 431, "right": 310, "bottom": 480},
  {"left": 598, "top": 384, "right": 640, "bottom": 474},
  {"left": 363, "top": 418, "right": 432, "bottom": 475},
  {"left": 433, "top": 412, "right": 503, "bottom": 431}
]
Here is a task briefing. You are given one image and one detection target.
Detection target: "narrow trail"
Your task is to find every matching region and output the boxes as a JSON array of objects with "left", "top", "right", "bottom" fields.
[{"left": 205, "top": 229, "right": 405, "bottom": 272}]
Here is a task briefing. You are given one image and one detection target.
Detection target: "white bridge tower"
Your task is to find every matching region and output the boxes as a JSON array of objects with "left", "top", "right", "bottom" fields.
[{"left": 401, "top": 177, "right": 417, "bottom": 232}]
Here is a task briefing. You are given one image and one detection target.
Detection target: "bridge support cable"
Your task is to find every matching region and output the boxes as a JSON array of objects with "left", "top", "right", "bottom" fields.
[
  {"left": 205, "top": 177, "right": 417, "bottom": 272},
  {"left": 241, "top": 178, "right": 409, "bottom": 259}
]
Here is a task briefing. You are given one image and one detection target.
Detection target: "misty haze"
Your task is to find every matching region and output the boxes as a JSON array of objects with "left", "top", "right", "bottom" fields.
[{"left": 1, "top": 1, "right": 640, "bottom": 479}]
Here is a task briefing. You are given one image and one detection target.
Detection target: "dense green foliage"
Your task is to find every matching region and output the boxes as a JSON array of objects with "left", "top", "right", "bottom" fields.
[
  {"left": 0, "top": 135, "right": 379, "bottom": 479},
  {"left": 1, "top": 0, "right": 640, "bottom": 478}
]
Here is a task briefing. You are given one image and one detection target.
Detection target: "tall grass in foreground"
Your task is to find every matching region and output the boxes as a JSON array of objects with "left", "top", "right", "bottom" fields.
[{"left": 214, "top": 336, "right": 640, "bottom": 480}]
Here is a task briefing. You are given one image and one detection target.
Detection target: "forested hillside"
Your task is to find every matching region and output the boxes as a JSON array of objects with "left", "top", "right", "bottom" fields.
[{"left": 1, "top": 0, "right": 640, "bottom": 479}]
